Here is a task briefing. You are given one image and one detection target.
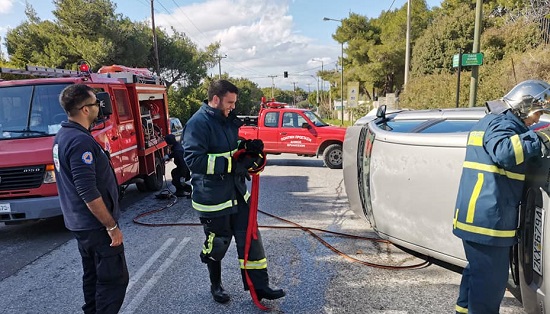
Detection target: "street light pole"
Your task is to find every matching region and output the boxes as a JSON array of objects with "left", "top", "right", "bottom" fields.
[{"left": 323, "top": 17, "right": 344, "bottom": 125}]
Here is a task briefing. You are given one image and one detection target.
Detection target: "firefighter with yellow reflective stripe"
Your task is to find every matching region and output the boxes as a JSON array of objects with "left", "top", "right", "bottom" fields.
[
  {"left": 453, "top": 80, "right": 550, "bottom": 314},
  {"left": 183, "top": 80, "right": 285, "bottom": 304}
]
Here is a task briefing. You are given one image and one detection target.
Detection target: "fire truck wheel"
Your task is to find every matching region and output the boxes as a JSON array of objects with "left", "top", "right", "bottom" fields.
[
  {"left": 323, "top": 144, "right": 343, "bottom": 169},
  {"left": 136, "top": 181, "right": 148, "bottom": 192},
  {"left": 145, "top": 157, "right": 165, "bottom": 191}
]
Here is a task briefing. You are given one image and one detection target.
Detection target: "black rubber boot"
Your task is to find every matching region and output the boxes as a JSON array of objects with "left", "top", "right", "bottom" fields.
[
  {"left": 256, "top": 287, "right": 285, "bottom": 301},
  {"left": 207, "top": 261, "right": 230, "bottom": 303}
]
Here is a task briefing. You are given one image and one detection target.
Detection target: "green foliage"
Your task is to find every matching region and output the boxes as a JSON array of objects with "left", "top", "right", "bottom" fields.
[{"left": 411, "top": 3, "right": 475, "bottom": 75}]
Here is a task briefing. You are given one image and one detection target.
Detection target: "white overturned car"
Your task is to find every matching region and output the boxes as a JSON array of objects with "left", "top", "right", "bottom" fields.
[{"left": 343, "top": 105, "right": 550, "bottom": 313}]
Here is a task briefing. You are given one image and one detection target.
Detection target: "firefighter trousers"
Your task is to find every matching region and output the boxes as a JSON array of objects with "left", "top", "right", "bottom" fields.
[
  {"left": 455, "top": 240, "right": 509, "bottom": 314},
  {"left": 199, "top": 195, "right": 270, "bottom": 290}
]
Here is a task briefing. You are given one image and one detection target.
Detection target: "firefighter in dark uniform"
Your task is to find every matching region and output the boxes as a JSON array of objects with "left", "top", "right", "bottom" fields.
[
  {"left": 164, "top": 133, "right": 191, "bottom": 197},
  {"left": 183, "top": 80, "right": 285, "bottom": 304},
  {"left": 453, "top": 80, "right": 550, "bottom": 314},
  {"left": 53, "top": 84, "right": 129, "bottom": 314}
]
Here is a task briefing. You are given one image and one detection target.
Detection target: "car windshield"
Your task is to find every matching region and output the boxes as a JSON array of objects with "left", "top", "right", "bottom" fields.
[
  {"left": 303, "top": 110, "right": 328, "bottom": 127},
  {"left": 0, "top": 84, "right": 69, "bottom": 140}
]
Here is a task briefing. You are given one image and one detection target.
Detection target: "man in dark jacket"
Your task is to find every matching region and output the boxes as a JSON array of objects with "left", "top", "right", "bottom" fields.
[
  {"left": 164, "top": 133, "right": 191, "bottom": 197},
  {"left": 53, "top": 84, "right": 129, "bottom": 314},
  {"left": 183, "top": 80, "right": 285, "bottom": 304},
  {"left": 453, "top": 80, "right": 550, "bottom": 314}
]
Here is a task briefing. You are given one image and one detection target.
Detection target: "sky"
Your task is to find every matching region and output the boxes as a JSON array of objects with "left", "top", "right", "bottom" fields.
[{"left": 0, "top": 0, "right": 442, "bottom": 90}]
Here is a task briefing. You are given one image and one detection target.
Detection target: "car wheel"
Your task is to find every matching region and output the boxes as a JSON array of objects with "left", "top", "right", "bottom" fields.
[
  {"left": 323, "top": 143, "right": 343, "bottom": 169},
  {"left": 145, "top": 157, "right": 164, "bottom": 191}
]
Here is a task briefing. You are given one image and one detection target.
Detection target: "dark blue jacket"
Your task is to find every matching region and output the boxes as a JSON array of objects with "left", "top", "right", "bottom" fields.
[
  {"left": 53, "top": 121, "right": 120, "bottom": 231},
  {"left": 453, "top": 110, "right": 542, "bottom": 246},
  {"left": 183, "top": 103, "right": 249, "bottom": 218}
]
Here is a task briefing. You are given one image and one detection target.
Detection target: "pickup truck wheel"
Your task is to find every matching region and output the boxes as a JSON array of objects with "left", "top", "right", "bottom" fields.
[
  {"left": 145, "top": 157, "right": 164, "bottom": 191},
  {"left": 323, "top": 144, "right": 343, "bottom": 169}
]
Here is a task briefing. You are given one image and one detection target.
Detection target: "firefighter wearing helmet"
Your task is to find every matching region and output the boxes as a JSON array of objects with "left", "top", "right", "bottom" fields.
[{"left": 453, "top": 79, "right": 550, "bottom": 313}]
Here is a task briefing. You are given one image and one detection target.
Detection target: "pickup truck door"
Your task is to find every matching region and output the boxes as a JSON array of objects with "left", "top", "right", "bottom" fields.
[
  {"left": 110, "top": 88, "right": 139, "bottom": 183},
  {"left": 279, "top": 112, "right": 318, "bottom": 154},
  {"left": 257, "top": 111, "right": 280, "bottom": 152}
]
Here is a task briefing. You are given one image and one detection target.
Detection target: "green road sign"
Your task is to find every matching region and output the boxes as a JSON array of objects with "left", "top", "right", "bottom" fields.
[{"left": 453, "top": 53, "right": 484, "bottom": 67}]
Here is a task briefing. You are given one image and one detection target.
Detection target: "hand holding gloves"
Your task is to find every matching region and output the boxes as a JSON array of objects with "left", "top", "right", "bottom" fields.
[{"left": 233, "top": 144, "right": 265, "bottom": 181}]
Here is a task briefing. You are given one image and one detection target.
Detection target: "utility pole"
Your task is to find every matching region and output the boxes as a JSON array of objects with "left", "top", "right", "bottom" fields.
[
  {"left": 216, "top": 54, "right": 227, "bottom": 79},
  {"left": 404, "top": 0, "right": 411, "bottom": 87},
  {"left": 292, "top": 82, "right": 297, "bottom": 106},
  {"left": 150, "top": 0, "right": 160, "bottom": 76},
  {"left": 312, "top": 58, "right": 324, "bottom": 103},
  {"left": 323, "top": 17, "right": 345, "bottom": 125},
  {"left": 469, "top": 0, "right": 483, "bottom": 107},
  {"left": 340, "top": 41, "right": 344, "bottom": 125},
  {"left": 268, "top": 75, "right": 277, "bottom": 99}
]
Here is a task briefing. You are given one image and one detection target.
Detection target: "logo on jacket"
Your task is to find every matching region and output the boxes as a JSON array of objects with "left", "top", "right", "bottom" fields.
[
  {"left": 82, "top": 151, "right": 94, "bottom": 165},
  {"left": 53, "top": 144, "right": 60, "bottom": 172}
]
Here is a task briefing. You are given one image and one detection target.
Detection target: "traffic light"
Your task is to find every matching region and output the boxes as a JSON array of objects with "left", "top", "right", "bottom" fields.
[{"left": 283, "top": 71, "right": 288, "bottom": 78}]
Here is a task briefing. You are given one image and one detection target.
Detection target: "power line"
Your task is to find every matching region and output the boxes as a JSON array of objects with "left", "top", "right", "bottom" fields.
[
  {"left": 169, "top": 0, "right": 212, "bottom": 45},
  {"left": 387, "top": 0, "right": 397, "bottom": 11}
]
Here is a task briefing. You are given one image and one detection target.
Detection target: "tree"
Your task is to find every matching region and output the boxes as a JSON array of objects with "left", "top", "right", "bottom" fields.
[{"left": 410, "top": 3, "right": 475, "bottom": 76}]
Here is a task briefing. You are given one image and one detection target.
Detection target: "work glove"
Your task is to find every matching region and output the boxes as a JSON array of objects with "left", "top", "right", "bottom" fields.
[
  {"left": 238, "top": 139, "right": 264, "bottom": 154},
  {"left": 233, "top": 160, "right": 251, "bottom": 181},
  {"left": 245, "top": 139, "right": 264, "bottom": 153},
  {"left": 537, "top": 127, "right": 550, "bottom": 157}
]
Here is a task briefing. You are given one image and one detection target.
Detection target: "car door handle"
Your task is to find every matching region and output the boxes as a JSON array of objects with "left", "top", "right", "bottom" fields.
[
  {"left": 111, "top": 136, "right": 119, "bottom": 140},
  {"left": 281, "top": 132, "right": 287, "bottom": 135}
]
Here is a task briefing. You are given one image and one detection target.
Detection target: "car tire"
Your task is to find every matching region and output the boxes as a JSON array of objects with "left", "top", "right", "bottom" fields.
[{"left": 323, "top": 143, "right": 343, "bottom": 169}]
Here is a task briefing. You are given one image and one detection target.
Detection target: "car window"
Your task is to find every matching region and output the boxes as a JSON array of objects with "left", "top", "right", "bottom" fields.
[
  {"left": 264, "top": 112, "right": 278, "bottom": 127},
  {"left": 419, "top": 120, "right": 478, "bottom": 133},
  {"left": 377, "top": 120, "right": 427, "bottom": 132}
]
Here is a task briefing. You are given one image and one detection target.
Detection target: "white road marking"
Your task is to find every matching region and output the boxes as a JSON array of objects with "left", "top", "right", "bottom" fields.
[
  {"left": 126, "top": 238, "right": 175, "bottom": 293},
  {"left": 121, "top": 237, "right": 190, "bottom": 314}
]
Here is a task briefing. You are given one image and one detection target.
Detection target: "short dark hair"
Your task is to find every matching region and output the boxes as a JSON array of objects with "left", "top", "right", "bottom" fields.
[
  {"left": 59, "top": 84, "right": 95, "bottom": 116},
  {"left": 208, "top": 80, "right": 238, "bottom": 102}
]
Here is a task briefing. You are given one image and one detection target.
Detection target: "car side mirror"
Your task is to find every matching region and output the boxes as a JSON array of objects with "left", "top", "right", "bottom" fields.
[
  {"left": 301, "top": 122, "right": 311, "bottom": 129},
  {"left": 376, "top": 105, "right": 386, "bottom": 119},
  {"left": 96, "top": 92, "right": 113, "bottom": 119}
]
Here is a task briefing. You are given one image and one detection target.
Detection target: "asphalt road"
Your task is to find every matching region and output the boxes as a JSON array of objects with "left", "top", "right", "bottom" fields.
[{"left": 0, "top": 154, "right": 526, "bottom": 313}]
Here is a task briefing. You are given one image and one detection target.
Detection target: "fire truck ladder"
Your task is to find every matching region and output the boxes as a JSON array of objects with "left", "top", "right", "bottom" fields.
[{"left": 0, "top": 65, "right": 80, "bottom": 78}]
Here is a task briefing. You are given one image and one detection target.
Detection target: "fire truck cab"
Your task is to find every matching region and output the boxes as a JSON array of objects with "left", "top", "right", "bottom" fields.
[{"left": 0, "top": 63, "right": 170, "bottom": 224}]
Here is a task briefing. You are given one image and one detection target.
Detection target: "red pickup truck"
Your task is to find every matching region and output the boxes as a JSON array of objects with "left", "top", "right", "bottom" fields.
[{"left": 238, "top": 98, "right": 346, "bottom": 169}]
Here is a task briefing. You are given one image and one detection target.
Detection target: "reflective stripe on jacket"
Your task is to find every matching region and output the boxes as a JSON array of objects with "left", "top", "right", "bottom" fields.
[
  {"left": 183, "top": 103, "right": 248, "bottom": 217},
  {"left": 453, "top": 110, "right": 541, "bottom": 246}
]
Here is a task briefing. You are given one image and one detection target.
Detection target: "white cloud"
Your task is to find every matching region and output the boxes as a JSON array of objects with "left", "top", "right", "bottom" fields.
[
  {"left": 0, "top": 0, "right": 14, "bottom": 14},
  {"left": 154, "top": 0, "right": 339, "bottom": 89}
]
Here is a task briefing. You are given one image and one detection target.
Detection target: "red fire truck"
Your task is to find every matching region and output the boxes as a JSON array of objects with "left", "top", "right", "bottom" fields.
[{"left": 0, "top": 63, "right": 170, "bottom": 224}]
